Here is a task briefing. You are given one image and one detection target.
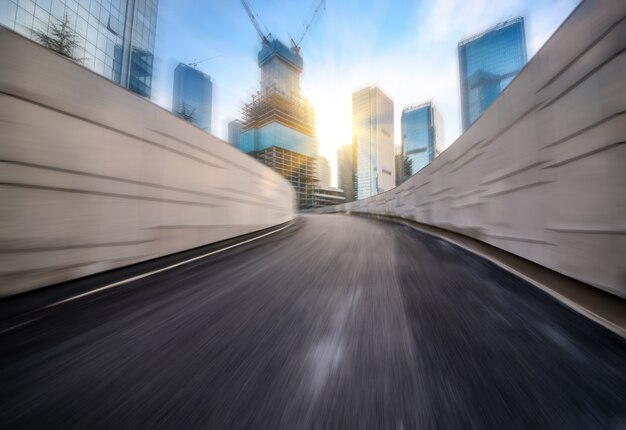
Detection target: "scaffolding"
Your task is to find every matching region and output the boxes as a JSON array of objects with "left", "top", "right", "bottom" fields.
[
  {"left": 252, "top": 146, "right": 318, "bottom": 210},
  {"left": 242, "top": 83, "right": 316, "bottom": 137}
]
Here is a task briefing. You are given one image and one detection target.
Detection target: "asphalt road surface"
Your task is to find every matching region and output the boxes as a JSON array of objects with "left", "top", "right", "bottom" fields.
[{"left": 1, "top": 214, "right": 625, "bottom": 429}]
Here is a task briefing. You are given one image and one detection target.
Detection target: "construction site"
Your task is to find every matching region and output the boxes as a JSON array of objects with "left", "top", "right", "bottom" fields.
[
  {"left": 242, "top": 83, "right": 316, "bottom": 138},
  {"left": 239, "top": 0, "right": 327, "bottom": 210},
  {"left": 252, "top": 146, "right": 317, "bottom": 209}
]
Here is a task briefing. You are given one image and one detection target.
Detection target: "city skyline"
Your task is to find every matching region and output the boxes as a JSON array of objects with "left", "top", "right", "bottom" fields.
[
  {"left": 2, "top": 0, "right": 625, "bottom": 426},
  {"left": 152, "top": 0, "right": 579, "bottom": 186}
]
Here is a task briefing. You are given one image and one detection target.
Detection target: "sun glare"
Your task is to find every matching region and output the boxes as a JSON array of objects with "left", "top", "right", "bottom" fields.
[{"left": 313, "top": 96, "right": 352, "bottom": 159}]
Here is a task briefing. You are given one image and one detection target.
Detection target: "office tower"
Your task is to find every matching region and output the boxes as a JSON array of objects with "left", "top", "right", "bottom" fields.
[
  {"left": 173, "top": 63, "right": 212, "bottom": 131},
  {"left": 228, "top": 119, "right": 243, "bottom": 147},
  {"left": 401, "top": 101, "right": 443, "bottom": 180},
  {"left": 337, "top": 143, "right": 355, "bottom": 203},
  {"left": 317, "top": 156, "right": 330, "bottom": 188},
  {"left": 352, "top": 86, "right": 395, "bottom": 200},
  {"left": 1, "top": 0, "right": 159, "bottom": 98},
  {"left": 458, "top": 17, "right": 527, "bottom": 131},
  {"left": 240, "top": 38, "right": 318, "bottom": 209}
]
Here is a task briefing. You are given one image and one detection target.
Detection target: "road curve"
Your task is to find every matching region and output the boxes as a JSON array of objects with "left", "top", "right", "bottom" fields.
[{"left": 1, "top": 214, "right": 624, "bottom": 429}]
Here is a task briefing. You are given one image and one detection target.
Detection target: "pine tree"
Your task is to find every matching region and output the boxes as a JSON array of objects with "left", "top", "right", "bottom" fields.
[
  {"left": 176, "top": 102, "right": 196, "bottom": 123},
  {"left": 32, "top": 14, "right": 82, "bottom": 62}
]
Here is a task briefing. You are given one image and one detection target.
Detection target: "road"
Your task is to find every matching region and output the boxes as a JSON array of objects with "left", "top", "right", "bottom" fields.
[{"left": 1, "top": 214, "right": 625, "bottom": 429}]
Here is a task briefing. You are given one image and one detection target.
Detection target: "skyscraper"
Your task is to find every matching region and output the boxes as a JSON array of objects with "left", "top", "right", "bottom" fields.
[
  {"left": 228, "top": 119, "right": 243, "bottom": 147},
  {"left": 240, "top": 38, "right": 318, "bottom": 209},
  {"left": 317, "top": 156, "right": 330, "bottom": 188},
  {"left": 458, "top": 17, "right": 527, "bottom": 131},
  {"left": 173, "top": 63, "right": 213, "bottom": 131},
  {"left": 337, "top": 143, "right": 355, "bottom": 203},
  {"left": 352, "top": 86, "right": 395, "bottom": 200},
  {"left": 0, "top": 0, "right": 159, "bottom": 98},
  {"left": 401, "top": 101, "right": 443, "bottom": 181}
]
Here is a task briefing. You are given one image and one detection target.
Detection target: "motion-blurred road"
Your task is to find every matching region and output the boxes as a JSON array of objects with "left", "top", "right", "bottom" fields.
[{"left": 1, "top": 214, "right": 625, "bottom": 429}]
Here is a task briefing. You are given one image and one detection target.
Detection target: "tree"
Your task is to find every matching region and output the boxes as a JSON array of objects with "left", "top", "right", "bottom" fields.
[
  {"left": 176, "top": 102, "right": 196, "bottom": 123},
  {"left": 32, "top": 14, "right": 82, "bottom": 62},
  {"left": 403, "top": 155, "right": 412, "bottom": 179}
]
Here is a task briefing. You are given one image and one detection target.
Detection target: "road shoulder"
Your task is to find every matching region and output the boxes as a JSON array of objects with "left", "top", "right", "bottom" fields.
[{"left": 349, "top": 212, "right": 626, "bottom": 338}]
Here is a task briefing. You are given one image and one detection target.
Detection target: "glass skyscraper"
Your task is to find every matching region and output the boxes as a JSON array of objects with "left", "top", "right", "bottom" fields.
[
  {"left": 352, "top": 86, "right": 395, "bottom": 200},
  {"left": 173, "top": 63, "right": 212, "bottom": 131},
  {"left": 401, "top": 101, "right": 443, "bottom": 181},
  {"left": 458, "top": 17, "right": 527, "bottom": 131},
  {"left": 0, "top": 0, "right": 158, "bottom": 98},
  {"left": 228, "top": 119, "right": 242, "bottom": 147}
]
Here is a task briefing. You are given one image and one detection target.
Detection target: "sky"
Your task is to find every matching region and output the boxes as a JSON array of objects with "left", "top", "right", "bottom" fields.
[{"left": 151, "top": 0, "right": 580, "bottom": 186}]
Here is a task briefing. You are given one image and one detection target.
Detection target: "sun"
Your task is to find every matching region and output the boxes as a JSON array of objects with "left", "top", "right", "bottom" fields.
[{"left": 311, "top": 95, "right": 352, "bottom": 157}]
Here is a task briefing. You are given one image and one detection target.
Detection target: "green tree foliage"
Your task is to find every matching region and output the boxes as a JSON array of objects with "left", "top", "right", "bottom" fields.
[
  {"left": 176, "top": 102, "right": 196, "bottom": 123},
  {"left": 403, "top": 155, "right": 412, "bottom": 178},
  {"left": 32, "top": 15, "right": 82, "bottom": 62}
]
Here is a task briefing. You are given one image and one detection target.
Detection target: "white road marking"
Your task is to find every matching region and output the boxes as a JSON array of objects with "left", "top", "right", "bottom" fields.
[
  {"left": 42, "top": 223, "right": 293, "bottom": 309},
  {"left": 0, "top": 318, "right": 41, "bottom": 335}
]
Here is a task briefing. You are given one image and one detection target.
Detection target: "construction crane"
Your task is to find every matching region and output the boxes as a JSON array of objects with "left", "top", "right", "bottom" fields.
[
  {"left": 188, "top": 55, "right": 220, "bottom": 69},
  {"left": 240, "top": 0, "right": 270, "bottom": 46},
  {"left": 291, "top": 0, "right": 326, "bottom": 54},
  {"left": 240, "top": 0, "right": 325, "bottom": 54}
]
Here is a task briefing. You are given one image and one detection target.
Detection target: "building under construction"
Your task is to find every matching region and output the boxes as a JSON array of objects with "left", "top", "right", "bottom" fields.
[
  {"left": 238, "top": 1, "right": 323, "bottom": 210},
  {"left": 252, "top": 146, "right": 317, "bottom": 209},
  {"left": 242, "top": 83, "right": 315, "bottom": 139},
  {"left": 239, "top": 38, "right": 319, "bottom": 210}
]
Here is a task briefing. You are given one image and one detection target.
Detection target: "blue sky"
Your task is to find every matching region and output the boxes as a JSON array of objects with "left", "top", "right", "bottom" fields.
[{"left": 151, "top": 0, "right": 579, "bottom": 185}]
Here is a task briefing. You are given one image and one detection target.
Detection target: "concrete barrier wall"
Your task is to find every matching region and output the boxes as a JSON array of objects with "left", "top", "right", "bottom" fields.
[
  {"left": 317, "top": 0, "right": 626, "bottom": 298},
  {"left": 0, "top": 29, "right": 295, "bottom": 296}
]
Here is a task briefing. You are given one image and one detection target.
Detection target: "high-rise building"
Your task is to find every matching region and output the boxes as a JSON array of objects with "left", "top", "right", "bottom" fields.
[
  {"left": 1, "top": 0, "right": 159, "bottom": 98},
  {"left": 317, "top": 156, "right": 330, "bottom": 188},
  {"left": 458, "top": 17, "right": 527, "bottom": 131},
  {"left": 172, "top": 63, "right": 212, "bottom": 131},
  {"left": 240, "top": 38, "right": 318, "bottom": 209},
  {"left": 337, "top": 143, "right": 355, "bottom": 203},
  {"left": 401, "top": 101, "right": 443, "bottom": 181},
  {"left": 352, "top": 86, "right": 395, "bottom": 200},
  {"left": 228, "top": 119, "right": 243, "bottom": 147}
]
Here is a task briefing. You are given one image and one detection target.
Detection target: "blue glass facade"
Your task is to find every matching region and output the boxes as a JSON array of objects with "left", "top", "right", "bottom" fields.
[
  {"left": 259, "top": 38, "right": 302, "bottom": 97},
  {"left": 401, "top": 102, "right": 442, "bottom": 180},
  {"left": 228, "top": 119, "right": 242, "bottom": 147},
  {"left": 0, "top": 0, "right": 158, "bottom": 98},
  {"left": 173, "top": 63, "right": 212, "bottom": 131},
  {"left": 239, "top": 122, "right": 317, "bottom": 158},
  {"left": 458, "top": 17, "right": 527, "bottom": 130}
]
